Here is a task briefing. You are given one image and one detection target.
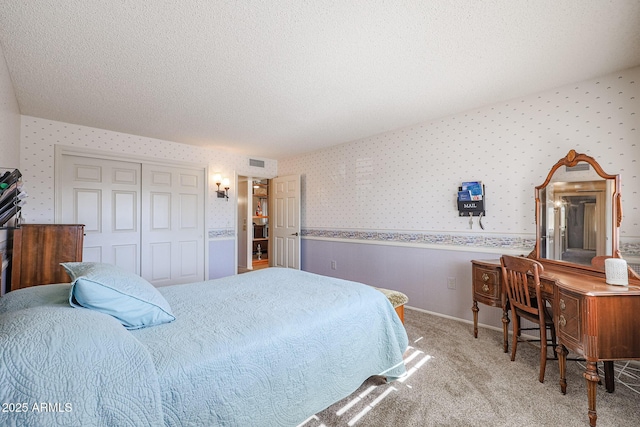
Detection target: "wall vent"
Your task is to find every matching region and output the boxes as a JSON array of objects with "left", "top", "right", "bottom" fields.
[
  {"left": 249, "top": 159, "right": 265, "bottom": 168},
  {"left": 566, "top": 163, "right": 590, "bottom": 172}
]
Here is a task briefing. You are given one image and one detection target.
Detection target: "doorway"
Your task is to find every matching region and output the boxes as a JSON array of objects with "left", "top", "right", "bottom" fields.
[
  {"left": 554, "top": 190, "right": 604, "bottom": 266},
  {"left": 237, "top": 174, "right": 301, "bottom": 273},
  {"left": 561, "top": 195, "right": 597, "bottom": 265},
  {"left": 237, "top": 176, "right": 270, "bottom": 273}
]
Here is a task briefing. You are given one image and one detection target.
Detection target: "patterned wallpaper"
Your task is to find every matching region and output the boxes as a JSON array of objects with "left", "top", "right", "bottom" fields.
[
  {"left": 19, "top": 117, "right": 277, "bottom": 232},
  {"left": 13, "top": 67, "right": 640, "bottom": 259},
  {"left": 279, "top": 67, "right": 640, "bottom": 256}
]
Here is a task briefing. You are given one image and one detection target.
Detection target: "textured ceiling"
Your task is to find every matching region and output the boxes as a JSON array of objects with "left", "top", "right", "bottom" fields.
[{"left": 1, "top": 1, "right": 640, "bottom": 160}]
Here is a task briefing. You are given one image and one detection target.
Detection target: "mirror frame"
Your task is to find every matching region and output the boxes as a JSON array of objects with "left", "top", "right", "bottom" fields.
[{"left": 533, "top": 149, "right": 622, "bottom": 268}]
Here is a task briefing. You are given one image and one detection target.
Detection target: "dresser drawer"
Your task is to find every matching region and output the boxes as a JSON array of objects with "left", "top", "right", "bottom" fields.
[
  {"left": 556, "top": 289, "right": 583, "bottom": 352},
  {"left": 472, "top": 264, "right": 502, "bottom": 306}
]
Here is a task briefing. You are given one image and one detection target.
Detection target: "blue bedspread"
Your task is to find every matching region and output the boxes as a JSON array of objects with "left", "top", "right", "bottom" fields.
[
  {"left": 0, "top": 287, "right": 164, "bottom": 427},
  {"left": 0, "top": 268, "right": 407, "bottom": 426}
]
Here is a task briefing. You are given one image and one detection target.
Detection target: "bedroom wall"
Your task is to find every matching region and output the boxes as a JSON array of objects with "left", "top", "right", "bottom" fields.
[
  {"left": 0, "top": 44, "right": 20, "bottom": 167},
  {"left": 279, "top": 66, "right": 640, "bottom": 329},
  {"left": 18, "top": 116, "right": 277, "bottom": 280},
  {"left": 0, "top": 43, "right": 20, "bottom": 295}
]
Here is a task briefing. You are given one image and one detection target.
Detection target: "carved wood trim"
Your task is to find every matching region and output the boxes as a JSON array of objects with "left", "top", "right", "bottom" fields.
[
  {"left": 535, "top": 149, "right": 618, "bottom": 191},
  {"left": 534, "top": 149, "right": 622, "bottom": 270}
]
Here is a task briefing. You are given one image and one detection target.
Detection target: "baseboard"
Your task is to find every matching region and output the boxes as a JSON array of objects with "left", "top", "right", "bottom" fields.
[
  {"left": 405, "top": 305, "right": 501, "bottom": 331},
  {"left": 405, "top": 306, "right": 537, "bottom": 340}
]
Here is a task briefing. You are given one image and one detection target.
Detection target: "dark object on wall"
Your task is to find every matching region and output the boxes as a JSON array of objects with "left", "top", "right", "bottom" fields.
[
  {"left": 0, "top": 168, "right": 24, "bottom": 227},
  {"left": 457, "top": 182, "right": 486, "bottom": 217}
]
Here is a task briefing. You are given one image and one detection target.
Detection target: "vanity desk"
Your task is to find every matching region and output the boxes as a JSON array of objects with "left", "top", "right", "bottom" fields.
[
  {"left": 472, "top": 258, "right": 640, "bottom": 427},
  {"left": 471, "top": 150, "right": 640, "bottom": 426},
  {"left": 551, "top": 264, "right": 640, "bottom": 426}
]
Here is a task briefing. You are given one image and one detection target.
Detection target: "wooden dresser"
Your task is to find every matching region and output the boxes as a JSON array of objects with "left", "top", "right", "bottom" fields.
[{"left": 10, "top": 224, "right": 84, "bottom": 291}]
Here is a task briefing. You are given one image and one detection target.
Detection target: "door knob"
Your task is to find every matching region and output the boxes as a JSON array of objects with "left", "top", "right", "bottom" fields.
[{"left": 291, "top": 232, "right": 299, "bottom": 236}]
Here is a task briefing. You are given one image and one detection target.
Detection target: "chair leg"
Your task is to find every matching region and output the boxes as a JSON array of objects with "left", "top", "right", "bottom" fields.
[
  {"left": 539, "top": 326, "right": 547, "bottom": 383},
  {"left": 510, "top": 314, "right": 519, "bottom": 362},
  {"left": 550, "top": 323, "right": 558, "bottom": 360}
]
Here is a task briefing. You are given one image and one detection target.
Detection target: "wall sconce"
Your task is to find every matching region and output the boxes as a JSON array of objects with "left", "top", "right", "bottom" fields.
[{"left": 214, "top": 173, "right": 230, "bottom": 201}]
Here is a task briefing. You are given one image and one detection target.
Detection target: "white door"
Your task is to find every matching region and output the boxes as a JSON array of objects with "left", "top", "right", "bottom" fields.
[
  {"left": 141, "top": 164, "right": 205, "bottom": 286},
  {"left": 60, "top": 155, "right": 142, "bottom": 274},
  {"left": 59, "top": 154, "right": 206, "bottom": 285},
  {"left": 270, "top": 175, "right": 300, "bottom": 269}
]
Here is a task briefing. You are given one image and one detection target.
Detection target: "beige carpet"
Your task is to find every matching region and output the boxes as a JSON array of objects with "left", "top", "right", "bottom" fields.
[{"left": 301, "top": 308, "right": 639, "bottom": 427}]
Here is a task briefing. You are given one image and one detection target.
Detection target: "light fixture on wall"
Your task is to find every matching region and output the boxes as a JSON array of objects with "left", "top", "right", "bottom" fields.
[
  {"left": 214, "top": 173, "right": 230, "bottom": 201},
  {"left": 553, "top": 199, "right": 566, "bottom": 212}
]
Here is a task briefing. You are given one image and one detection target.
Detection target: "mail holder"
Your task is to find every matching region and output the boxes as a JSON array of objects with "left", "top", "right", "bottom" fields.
[
  {"left": 458, "top": 199, "right": 485, "bottom": 217},
  {"left": 457, "top": 183, "right": 485, "bottom": 217}
]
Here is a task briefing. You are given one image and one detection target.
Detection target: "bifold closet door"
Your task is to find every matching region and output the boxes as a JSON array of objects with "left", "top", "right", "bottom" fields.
[
  {"left": 60, "top": 155, "right": 206, "bottom": 286},
  {"left": 60, "top": 155, "right": 142, "bottom": 274},
  {"left": 141, "top": 164, "right": 205, "bottom": 286}
]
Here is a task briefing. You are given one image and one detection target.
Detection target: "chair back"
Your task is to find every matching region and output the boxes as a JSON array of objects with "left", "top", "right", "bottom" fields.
[{"left": 500, "top": 255, "right": 545, "bottom": 320}]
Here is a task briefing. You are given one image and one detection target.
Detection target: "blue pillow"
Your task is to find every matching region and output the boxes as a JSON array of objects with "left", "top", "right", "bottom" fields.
[{"left": 63, "top": 262, "right": 175, "bottom": 330}]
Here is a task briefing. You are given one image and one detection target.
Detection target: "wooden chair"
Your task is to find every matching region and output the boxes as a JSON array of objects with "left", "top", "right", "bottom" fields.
[{"left": 500, "top": 255, "right": 557, "bottom": 383}]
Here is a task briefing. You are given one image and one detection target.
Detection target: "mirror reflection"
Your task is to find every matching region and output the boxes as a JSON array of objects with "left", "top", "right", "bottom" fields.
[
  {"left": 535, "top": 150, "right": 619, "bottom": 268},
  {"left": 539, "top": 178, "right": 614, "bottom": 266}
]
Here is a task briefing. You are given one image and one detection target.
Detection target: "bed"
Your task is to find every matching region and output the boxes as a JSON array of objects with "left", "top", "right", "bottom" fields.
[{"left": 0, "top": 266, "right": 408, "bottom": 427}]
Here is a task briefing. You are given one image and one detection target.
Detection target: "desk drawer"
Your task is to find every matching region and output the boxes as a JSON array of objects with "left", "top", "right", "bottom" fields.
[
  {"left": 473, "top": 265, "right": 501, "bottom": 301},
  {"left": 557, "top": 289, "right": 582, "bottom": 351},
  {"left": 540, "top": 279, "right": 554, "bottom": 297}
]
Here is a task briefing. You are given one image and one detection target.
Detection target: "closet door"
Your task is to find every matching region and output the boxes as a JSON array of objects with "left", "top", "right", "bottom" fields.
[
  {"left": 141, "top": 164, "right": 205, "bottom": 286},
  {"left": 60, "top": 156, "right": 142, "bottom": 274}
]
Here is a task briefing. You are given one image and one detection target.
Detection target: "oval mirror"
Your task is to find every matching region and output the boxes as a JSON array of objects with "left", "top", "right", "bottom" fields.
[{"left": 534, "top": 150, "right": 622, "bottom": 268}]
